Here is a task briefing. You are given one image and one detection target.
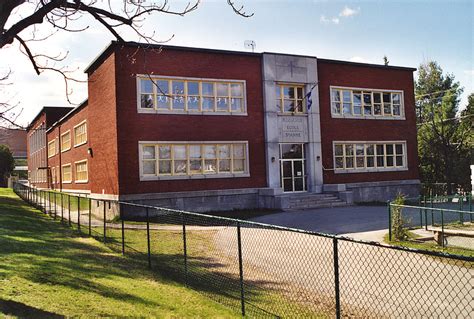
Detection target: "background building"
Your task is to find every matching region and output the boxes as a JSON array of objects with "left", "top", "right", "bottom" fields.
[{"left": 27, "top": 42, "right": 420, "bottom": 212}]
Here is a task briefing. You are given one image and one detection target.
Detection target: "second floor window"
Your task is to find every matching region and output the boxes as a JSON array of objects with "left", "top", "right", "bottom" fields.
[
  {"left": 331, "top": 87, "right": 403, "bottom": 118},
  {"left": 48, "top": 140, "right": 56, "bottom": 158},
  {"left": 74, "top": 122, "right": 87, "bottom": 147},
  {"left": 138, "top": 76, "right": 246, "bottom": 114},
  {"left": 276, "top": 84, "right": 306, "bottom": 114},
  {"left": 61, "top": 131, "right": 71, "bottom": 152}
]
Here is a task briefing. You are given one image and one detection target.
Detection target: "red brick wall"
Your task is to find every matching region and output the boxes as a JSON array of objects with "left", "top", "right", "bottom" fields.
[
  {"left": 27, "top": 114, "right": 47, "bottom": 188},
  {"left": 113, "top": 46, "right": 267, "bottom": 195},
  {"left": 87, "top": 53, "right": 120, "bottom": 196},
  {"left": 47, "top": 105, "right": 90, "bottom": 192},
  {"left": 317, "top": 60, "right": 420, "bottom": 184}
]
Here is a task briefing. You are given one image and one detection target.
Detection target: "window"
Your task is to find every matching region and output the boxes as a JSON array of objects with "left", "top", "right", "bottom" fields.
[
  {"left": 75, "top": 160, "right": 88, "bottom": 183},
  {"left": 62, "top": 164, "right": 72, "bottom": 183},
  {"left": 334, "top": 142, "right": 406, "bottom": 172},
  {"left": 276, "top": 84, "right": 305, "bottom": 113},
  {"left": 74, "top": 121, "right": 87, "bottom": 146},
  {"left": 331, "top": 87, "right": 403, "bottom": 119},
  {"left": 48, "top": 139, "right": 56, "bottom": 158},
  {"left": 51, "top": 167, "right": 55, "bottom": 184},
  {"left": 61, "top": 131, "right": 71, "bottom": 152},
  {"left": 138, "top": 76, "right": 246, "bottom": 114},
  {"left": 140, "top": 142, "right": 249, "bottom": 179}
]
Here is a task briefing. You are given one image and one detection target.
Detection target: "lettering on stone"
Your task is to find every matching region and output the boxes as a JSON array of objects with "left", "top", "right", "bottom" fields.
[{"left": 278, "top": 116, "right": 308, "bottom": 142}]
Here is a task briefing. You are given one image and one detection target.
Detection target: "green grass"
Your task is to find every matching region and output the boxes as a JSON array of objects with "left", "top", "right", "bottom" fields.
[
  {"left": 384, "top": 233, "right": 474, "bottom": 258},
  {"left": 32, "top": 189, "right": 89, "bottom": 211},
  {"left": 0, "top": 188, "right": 238, "bottom": 318}
]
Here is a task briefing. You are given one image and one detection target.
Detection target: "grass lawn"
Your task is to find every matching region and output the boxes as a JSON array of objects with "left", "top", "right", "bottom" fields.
[
  {"left": 383, "top": 233, "right": 474, "bottom": 258},
  {"left": 0, "top": 188, "right": 238, "bottom": 318},
  {"left": 32, "top": 189, "right": 90, "bottom": 211}
]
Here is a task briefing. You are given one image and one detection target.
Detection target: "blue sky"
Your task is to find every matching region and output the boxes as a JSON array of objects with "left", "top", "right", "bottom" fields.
[{"left": 1, "top": 0, "right": 472, "bottom": 125}]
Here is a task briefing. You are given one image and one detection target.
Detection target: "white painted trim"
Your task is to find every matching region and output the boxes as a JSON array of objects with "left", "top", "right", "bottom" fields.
[
  {"left": 138, "top": 141, "right": 250, "bottom": 181},
  {"left": 329, "top": 85, "right": 406, "bottom": 120},
  {"left": 74, "top": 159, "right": 88, "bottom": 183},
  {"left": 136, "top": 75, "right": 248, "bottom": 116},
  {"left": 60, "top": 130, "right": 71, "bottom": 153},
  {"left": 61, "top": 163, "right": 72, "bottom": 183},
  {"left": 332, "top": 140, "right": 408, "bottom": 174},
  {"left": 73, "top": 120, "right": 87, "bottom": 148}
]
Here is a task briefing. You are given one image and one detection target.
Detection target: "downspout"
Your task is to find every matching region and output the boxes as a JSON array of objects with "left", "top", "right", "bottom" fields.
[{"left": 58, "top": 125, "right": 62, "bottom": 192}]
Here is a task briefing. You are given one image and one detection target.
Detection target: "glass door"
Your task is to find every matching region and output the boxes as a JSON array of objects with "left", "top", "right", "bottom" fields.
[{"left": 279, "top": 144, "right": 307, "bottom": 192}]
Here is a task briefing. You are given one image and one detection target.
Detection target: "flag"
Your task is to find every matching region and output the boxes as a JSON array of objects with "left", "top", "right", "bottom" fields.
[{"left": 306, "top": 91, "right": 313, "bottom": 110}]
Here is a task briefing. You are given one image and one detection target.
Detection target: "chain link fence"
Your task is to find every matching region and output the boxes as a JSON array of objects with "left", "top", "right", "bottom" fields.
[{"left": 14, "top": 183, "right": 474, "bottom": 318}]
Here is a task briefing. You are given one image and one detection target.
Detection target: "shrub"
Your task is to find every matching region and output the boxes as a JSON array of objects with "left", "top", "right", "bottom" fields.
[{"left": 391, "top": 194, "right": 410, "bottom": 241}]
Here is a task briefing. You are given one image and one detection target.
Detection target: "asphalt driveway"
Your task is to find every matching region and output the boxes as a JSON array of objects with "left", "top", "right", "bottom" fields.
[{"left": 251, "top": 205, "right": 389, "bottom": 235}]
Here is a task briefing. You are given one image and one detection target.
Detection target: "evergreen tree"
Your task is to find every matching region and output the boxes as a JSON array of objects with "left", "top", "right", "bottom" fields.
[{"left": 0, "top": 144, "right": 14, "bottom": 186}]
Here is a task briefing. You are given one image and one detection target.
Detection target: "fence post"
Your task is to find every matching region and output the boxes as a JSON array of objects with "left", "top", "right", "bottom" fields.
[
  {"left": 237, "top": 222, "right": 246, "bottom": 317},
  {"left": 333, "top": 237, "right": 341, "bottom": 319},
  {"left": 387, "top": 201, "right": 392, "bottom": 241},
  {"left": 418, "top": 195, "right": 423, "bottom": 229},
  {"left": 146, "top": 207, "right": 151, "bottom": 267},
  {"left": 53, "top": 192, "right": 57, "bottom": 220},
  {"left": 470, "top": 194, "right": 473, "bottom": 223},
  {"left": 181, "top": 213, "right": 188, "bottom": 286},
  {"left": 77, "top": 196, "right": 81, "bottom": 231},
  {"left": 430, "top": 197, "right": 434, "bottom": 226},
  {"left": 441, "top": 210, "right": 445, "bottom": 248},
  {"left": 88, "top": 198, "right": 92, "bottom": 236},
  {"left": 460, "top": 195, "right": 464, "bottom": 224},
  {"left": 103, "top": 200, "right": 106, "bottom": 244},
  {"left": 48, "top": 191, "right": 51, "bottom": 215},
  {"left": 68, "top": 194, "right": 71, "bottom": 226},
  {"left": 121, "top": 204, "right": 125, "bottom": 255}
]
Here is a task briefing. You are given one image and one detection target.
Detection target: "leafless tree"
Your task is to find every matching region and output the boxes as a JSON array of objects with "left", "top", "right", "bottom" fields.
[{"left": 0, "top": 0, "right": 253, "bottom": 126}]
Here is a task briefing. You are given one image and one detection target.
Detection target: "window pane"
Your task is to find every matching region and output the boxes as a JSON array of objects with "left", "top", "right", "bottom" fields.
[
  {"left": 202, "top": 97, "right": 215, "bottom": 110},
  {"left": 233, "top": 159, "right": 245, "bottom": 172},
  {"left": 204, "top": 160, "right": 217, "bottom": 173},
  {"left": 383, "top": 93, "right": 391, "bottom": 103},
  {"left": 356, "top": 144, "right": 364, "bottom": 155},
  {"left": 335, "top": 157, "right": 343, "bottom": 168},
  {"left": 159, "top": 160, "right": 171, "bottom": 174},
  {"left": 141, "top": 79, "right": 153, "bottom": 93},
  {"left": 218, "top": 145, "right": 231, "bottom": 158},
  {"left": 174, "top": 145, "right": 186, "bottom": 159},
  {"left": 143, "top": 161, "right": 156, "bottom": 174},
  {"left": 217, "top": 97, "right": 229, "bottom": 111},
  {"left": 342, "top": 91, "right": 351, "bottom": 102},
  {"left": 283, "top": 87, "right": 295, "bottom": 99},
  {"left": 335, "top": 144, "right": 343, "bottom": 156},
  {"left": 353, "top": 92, "right": 362, "bottom": 104},
  {"left": 172, "top": 96, "right": 185, "bottom": 110},
  {"left": 231, "top": 98, "right": 242, "bottom": 112},
  {"left": 156, "top": 80, "right": 169, "bottom": 94},
  {"left": 395, "top": 144, "right": 403, "bottom": 154},
  {"left": 386, "top": 144, "right": 394, "bottom": 155},
  {"left": 190, "top": 145, "right": 201, "bottom": 158},
  {"left": 332, "top": 102, "right": 341, "bottom": 114},
  {"left": 296, "top": 87, "right": 304, "bottom": 100},
  {"left": 367, "top": 157, "right": 375, "bottom": 167},
  {"left": 202, "top": 83, "right": 214, "bottom": 95},
  {"left": 392, "top": 93, "right": 401, "bottom": 104},
  {"left": 332, "top": 90, "right": 340, "bottom": 102},
  {"left": 366, "top": 144, "right": 374, "bottom": 155},
  {"left": 374, "top": 104, "right": 382, "bottom": 115},
  {"left": 217, "top": 83, "right": 228, "bottom": 96},
  {"left": 376, "top": 144, "right": 385, "bottom": 155},
  {"left": 345, "top": 144, "right": 354, "bottom": 156},
  {"left": 231, "top": 83, "right": 243, "bottom": 97},
  {"left": 141, "top": 94, "right": 154, "bottom": 109},
  {"left": 204, "top": 145, "right": 216, "bottom": 159},
  {"left": 219, "top": 159, "right": 231, "bottom": 172},
  {"left": 190, "top": 160, "right": 202, "bottom": 173},
  {"left": 343, "top": 103, "right": 351, "bottom": 114},
  {"left": 345, "top": 157, "right": 354, "bottom": 168},
  {"left": 187, "top": 96, "right": 200, "bottom": 110},
  {"left": 233, "top": 144, "right": 245, "bottom": 158},
  {"left": 284, "top": 100, "right": 295, "bottom": 112},
  {"left": 377, "top": 156, "right": 384, "bottom": 167},
  {"left": 386, "top": 156, "right": 394, "bottom": 167},
  {"left": 373, "top": 93, "right": 381, "bottom": 103},
  {"left": 157, "top": 95, "right": 169, "bottom": 109},
  {"left": 396, "top": 156, "right": 403, "bottom": 166},
  {"left": 356, "top": 157, "right": 365, "bottom": 168},
  {"left": 187, "top": 82, "right": 199, "bottom": 95},
  {"left": 159, "top": 146, "right": 171, "bottom": 159},
  {"left": 172, "top": 81, "right": 185, "bottom": 95},
  {"left": 383, "top": 103, "right": 391, "bottom": 115},
  {"left": 174, "top": 160, "right": 187, "bottom": 174},
  {"left": 393, "top": 104, "right": 401, "bottom": 115},
  {"left": 143, "top": 146, "right": 155, "bottom": 159}
]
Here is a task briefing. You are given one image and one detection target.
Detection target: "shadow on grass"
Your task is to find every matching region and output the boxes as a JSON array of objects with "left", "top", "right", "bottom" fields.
[
  {"left": 3, "top": 192, "right": 314, "bottom": 318},
  {"left": 0, "top": 299, "right": 64, "bottom": 319}
]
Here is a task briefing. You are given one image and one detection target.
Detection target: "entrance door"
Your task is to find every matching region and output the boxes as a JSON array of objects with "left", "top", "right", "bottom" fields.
[{"left": 280, "top": 144, "right": 307, "bottom": 192}]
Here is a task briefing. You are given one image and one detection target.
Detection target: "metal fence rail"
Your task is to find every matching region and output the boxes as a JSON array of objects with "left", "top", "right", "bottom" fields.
[{"left": 13, "top": 183, "right": 474, "bottom": 318}]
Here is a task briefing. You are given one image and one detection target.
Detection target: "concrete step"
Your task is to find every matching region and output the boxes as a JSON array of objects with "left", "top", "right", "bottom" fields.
[{"left": 287, "top": 201, "right": 347, "bottom": 210}]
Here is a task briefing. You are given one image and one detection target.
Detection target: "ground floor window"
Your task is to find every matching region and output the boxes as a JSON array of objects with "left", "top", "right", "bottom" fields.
[
  {"left": 279, "top": 143, "right": 307, "bottom": 192},
  {"left": 334, "top": 141, "right": 406, "bottom": 172},
  {"left": 75, "top": 160, "right": 88, "bottom": 183},
  {"left": 140, "top": 142, "right": 249, "bottom": 179},
  {"left": 62, "top": 164, "right": 72, "bottom": 183}
]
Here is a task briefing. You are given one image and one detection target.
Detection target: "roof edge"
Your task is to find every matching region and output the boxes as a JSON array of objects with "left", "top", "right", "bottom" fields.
[
  {"left": 318, "top": 58, "right": 417, "bottom": 72},
  {"left": 46, "top": 100, "right": 89, "bottom": 133}
]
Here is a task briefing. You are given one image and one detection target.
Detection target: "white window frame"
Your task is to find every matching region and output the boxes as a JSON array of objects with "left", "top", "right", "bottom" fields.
[
  {"left": 62, "top": 163, "right": 72, "bottom": 183},
  {"left": 136, "top": 75, "right": 248, "bottom": 116},
  {"left": 60, "top": 130, "right": 71, "bottom": 153},
  {"left": 276, "top": 83, "right": 307, "bottom": 114},
  {"left": 74, "top": 159, "right": 88, "bottom": 183},
  {"left": 138, "top": 141, "right": 250, "bottom": 181},
  {"left": 332, "top": 141, "right": 408, "bottom": 174},
  {"left": 330, "top": 86, "right": 405, "bottom": 120},
  {"left": 47, "top": 139, "right": 56, "bottom": 158},
  {"left": 73, "top": 120, "right": 87, "bottom": 147}
]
